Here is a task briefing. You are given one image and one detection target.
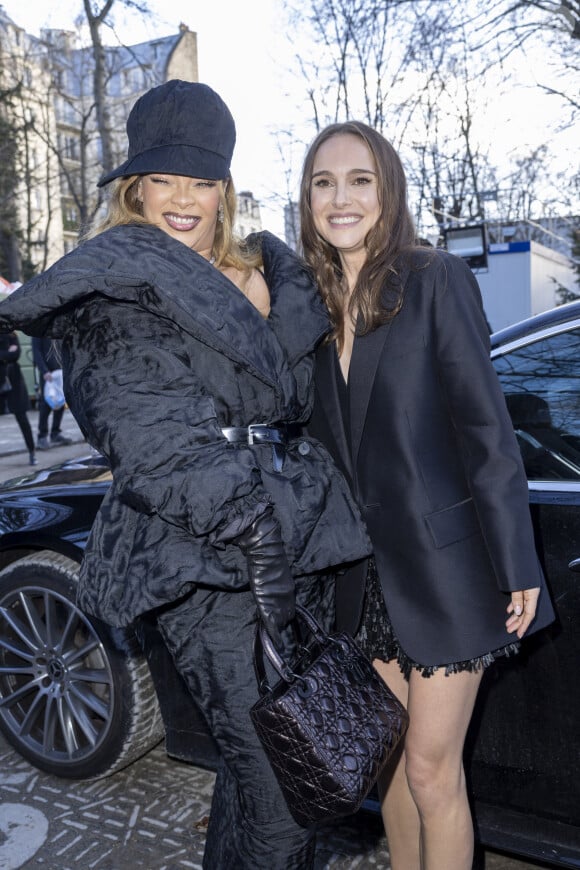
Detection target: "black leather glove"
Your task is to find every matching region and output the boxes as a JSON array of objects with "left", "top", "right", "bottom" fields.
[{"left": 234, "top": 507, "right": 295, "bottom": 644}]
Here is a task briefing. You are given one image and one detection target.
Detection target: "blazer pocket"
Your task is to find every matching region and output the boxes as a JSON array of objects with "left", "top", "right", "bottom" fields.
[{"left": 424, "top": 497, "right": 479, "bottom": 549}]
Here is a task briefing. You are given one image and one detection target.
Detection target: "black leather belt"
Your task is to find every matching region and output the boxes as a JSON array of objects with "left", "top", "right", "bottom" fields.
[
  {"left": 221, "top": 423, "right": 304, "bottom": 472},
  {"left": 221, "top": 423, "right": 303, "bottom": 445}
]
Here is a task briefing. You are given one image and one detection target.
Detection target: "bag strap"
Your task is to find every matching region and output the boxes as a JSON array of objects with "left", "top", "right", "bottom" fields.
[
  {"left": 252, "top": 604, "right": 329, "bottom": 695},
  {"left": 252, "top": 626, "right": 279, "bottom": 693}
]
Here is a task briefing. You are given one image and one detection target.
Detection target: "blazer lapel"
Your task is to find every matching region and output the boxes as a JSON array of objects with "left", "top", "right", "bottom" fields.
[
  {"left": 349, "top": 321, "right": 392, "bottom": 469},
  {"left": 349, "top": 263, "right": 411, "bottom": 468},
  {"left": 315, "top": 342, "right": 353, "bottom": 479}
]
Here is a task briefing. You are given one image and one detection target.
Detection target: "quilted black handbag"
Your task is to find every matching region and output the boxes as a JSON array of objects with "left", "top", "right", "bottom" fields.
[{"left": 250, "top": 605, "right": 409, "bottom": 827}]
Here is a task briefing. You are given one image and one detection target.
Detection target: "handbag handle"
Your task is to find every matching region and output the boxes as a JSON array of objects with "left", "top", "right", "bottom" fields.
[{"left": 253, "top": 604, "right": 331, "bottom": 695}]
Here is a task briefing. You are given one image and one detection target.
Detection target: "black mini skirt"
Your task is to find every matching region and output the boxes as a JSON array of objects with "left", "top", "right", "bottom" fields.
[{"left": 355, "top": 559, "right": 520, "bottom": 679}]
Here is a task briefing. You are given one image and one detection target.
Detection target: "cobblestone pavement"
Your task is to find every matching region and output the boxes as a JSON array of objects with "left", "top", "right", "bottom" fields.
[
  {"left": 0, "top": 732, "right": 544, "bottom": 870},
  {"left": 0, "top": 734, "right": 394, "bottom": 869}
]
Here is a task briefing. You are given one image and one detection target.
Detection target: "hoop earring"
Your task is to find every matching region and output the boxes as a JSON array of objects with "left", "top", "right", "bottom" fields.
[{"left": 218, "top": 204, "right": 224, "bottom": 224}]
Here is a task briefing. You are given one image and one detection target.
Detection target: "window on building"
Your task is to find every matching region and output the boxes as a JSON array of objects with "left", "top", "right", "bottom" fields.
[
  {"left": 60, "top": 135, "right": 80, "bottom": 161},
  {"left": 63, "top": 202, "right": 79, "bottom": 231},
  {"left": 121, "top": 66, "right": 145, "bottom": 92}
]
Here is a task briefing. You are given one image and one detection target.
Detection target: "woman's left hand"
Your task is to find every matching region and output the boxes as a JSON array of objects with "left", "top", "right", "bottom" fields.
[{"left": 506, "top": 587, "right": 540, "bottom": 638}]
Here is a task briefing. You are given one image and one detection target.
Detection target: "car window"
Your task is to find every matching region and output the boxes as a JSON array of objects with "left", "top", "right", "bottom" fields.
[{"left": 493, "top": 327, "right": 580, "bottom": 480}]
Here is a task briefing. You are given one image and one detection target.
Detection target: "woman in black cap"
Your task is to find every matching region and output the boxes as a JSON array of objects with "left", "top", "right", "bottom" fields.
[{"left": 0, "top": 81, "right": 370, "bottom": 868}]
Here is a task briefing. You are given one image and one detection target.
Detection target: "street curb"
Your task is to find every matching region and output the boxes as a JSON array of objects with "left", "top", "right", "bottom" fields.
[
  {"left": 0, "top": 408, "right": 85, "bottom": 458},
  {"left": 0, "top": 435, "right": 86, "bottom": 458}
]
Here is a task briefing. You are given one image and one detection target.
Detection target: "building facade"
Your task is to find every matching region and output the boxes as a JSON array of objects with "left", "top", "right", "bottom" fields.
[
  {"left": 42, "top": 23, "right": 199, "bottom": 255},
  {"left": 283, "top": 200, "right": 300, "bottom": 251},
  {"left": 0, "top": 11, "right": 261, "bottom": 279},
  {"left": 0, "top": 9, "right": 63, "bottom": 277},
  {"left": 236, "top": 191, "right": 262, "bottom": 239}
]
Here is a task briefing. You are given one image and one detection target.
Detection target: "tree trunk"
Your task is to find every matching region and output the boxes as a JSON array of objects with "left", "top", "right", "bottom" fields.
[{"left": 83, "top": 0, "right": 115, "bottom": 177}]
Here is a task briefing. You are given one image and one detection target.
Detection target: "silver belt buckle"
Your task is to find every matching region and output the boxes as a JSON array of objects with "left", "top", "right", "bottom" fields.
[{"left": 247, "top": 423, "right": 266, "bottom": 445}]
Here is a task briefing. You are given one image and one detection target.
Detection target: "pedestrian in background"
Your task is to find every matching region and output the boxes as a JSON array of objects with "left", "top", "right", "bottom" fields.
[
  {"left": 32, "top": 336, "right": 72, "bottom": 449},
  {"left": 0, "top": 332, "right": 37, "bottom": 465},
  {"left": 301, "top": 121, "right": 555, "bottom": 870}
]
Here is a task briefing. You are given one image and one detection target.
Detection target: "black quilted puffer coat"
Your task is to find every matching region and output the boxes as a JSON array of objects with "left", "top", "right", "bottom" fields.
[{"left": 0, "top": 226, "right": 370, "bottom": 627}]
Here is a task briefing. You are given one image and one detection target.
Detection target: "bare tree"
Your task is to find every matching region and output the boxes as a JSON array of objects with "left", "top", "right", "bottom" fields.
[
  {"left": 0, "top": 24, "right": 63, "bottom": 281},
  {"left": 15, "top": 93, "right": 59, "bottom": 276},
  {"left": 284, "top": 0, "right": 578, "bottom": 239},
  {"left": 40, "top": 27, "right": 108, "bottom": 236},
  {"left": 82, "top": 0, "right": 149, "bottom": 180},
  {"left": 463, "top": 1, "right": 580, "bottom": 53},
  {"left": 286, "top": 0, "right": 433, "bottom": 134},
  {"left": 451, "top": 0, "right": 580, "bottom": 119},
  {"left": 38, "top": 1, "right": 157, "bottom": 237},
  {"left": 398, "top": 16, "right": 500, "bottom": 235},
  {"left": 0, "top": 90, "right": 22, "bottom": 279}
]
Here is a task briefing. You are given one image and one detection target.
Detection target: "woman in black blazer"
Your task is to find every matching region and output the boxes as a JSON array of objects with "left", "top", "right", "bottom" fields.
[{"left": 301, "top": 122, "right": 555, "bottom": 870}]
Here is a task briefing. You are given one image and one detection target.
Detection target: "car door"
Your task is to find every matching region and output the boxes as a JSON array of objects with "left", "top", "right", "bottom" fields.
[{"left": 466, "top": 319, "right": 580, "bottom": 865}]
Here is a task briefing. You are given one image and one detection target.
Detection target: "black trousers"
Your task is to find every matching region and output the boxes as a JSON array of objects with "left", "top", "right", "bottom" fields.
[
  {"left": 155, "top": 573, "right": 334, "bottom": 870},
  {"left": 13, "top": 411, "right": 35, "bottom": 453},
  {"left": 37, "top": 394, "right": 64, "bottom": 438}
]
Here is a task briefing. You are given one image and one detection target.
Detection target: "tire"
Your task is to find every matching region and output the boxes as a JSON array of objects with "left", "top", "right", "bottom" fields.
[{"left": 0, "top": 551, "right": 164, "bottom": 778}]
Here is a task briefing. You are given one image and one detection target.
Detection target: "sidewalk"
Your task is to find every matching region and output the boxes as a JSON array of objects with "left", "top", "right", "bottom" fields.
[{"left": 0, "top": 408, "right": 90, "bottom": 483}]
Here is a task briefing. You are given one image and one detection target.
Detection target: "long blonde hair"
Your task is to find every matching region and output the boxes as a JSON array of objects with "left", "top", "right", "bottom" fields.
[
  {"left": 85, "top": 175, "right": 261, "bottom": 271},
  {"left": 300, "top": 121, "right": 419, "bottom": 352}
]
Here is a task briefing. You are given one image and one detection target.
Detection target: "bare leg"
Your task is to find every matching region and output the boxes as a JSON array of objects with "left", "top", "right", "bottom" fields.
[
  {"left": 374, "top": 658, "right": 483, "bottom": 870},
  {"left": 375, "top": 660, "right": 420, "bottom": 870}
]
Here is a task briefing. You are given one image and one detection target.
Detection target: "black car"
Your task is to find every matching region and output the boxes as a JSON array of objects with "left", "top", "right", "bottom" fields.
[{"left": 1, "top": 303, "right": 580, "bottom": 867}]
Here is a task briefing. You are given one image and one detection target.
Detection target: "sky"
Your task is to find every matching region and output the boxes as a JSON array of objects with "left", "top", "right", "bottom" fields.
[
  {"left": 0, "top": 0, "right": 305, "bottom": 235},
  {"left": 0, "top": 0, "right": 576, "bottom": 238}
]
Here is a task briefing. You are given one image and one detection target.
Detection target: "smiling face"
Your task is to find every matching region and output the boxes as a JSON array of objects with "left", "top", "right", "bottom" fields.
[
  {"left": 310, "top": 133, "right": 381, "bottom": 268},
  {"left": 136, "top": 174, "right": 222, "bottom": 258}
]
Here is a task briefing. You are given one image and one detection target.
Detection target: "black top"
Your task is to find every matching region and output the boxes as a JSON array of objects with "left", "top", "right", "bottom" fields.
[{"left": 332, "top": 344, "right": 351, "bottom": 451}]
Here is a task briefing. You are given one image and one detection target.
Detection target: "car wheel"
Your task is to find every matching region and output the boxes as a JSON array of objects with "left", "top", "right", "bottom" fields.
[{"left": 0, "top": 550, "right": 164, "bottom": 778}]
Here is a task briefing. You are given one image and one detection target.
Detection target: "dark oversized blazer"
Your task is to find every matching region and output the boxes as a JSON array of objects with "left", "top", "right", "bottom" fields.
[
  {"left": 0, "top": 226, "right": 370, "bottom": 627},
  {"left": 309, "top": 248, "right": 554, "bottom": 666}
]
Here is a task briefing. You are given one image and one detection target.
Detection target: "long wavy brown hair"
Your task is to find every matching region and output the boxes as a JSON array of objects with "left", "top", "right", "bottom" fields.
[
  {"left": 84, "top": 175, "right": 260, "bottom": 271},
  {"left": 300, "top": 121, "right": 419, "bottom": 351}
]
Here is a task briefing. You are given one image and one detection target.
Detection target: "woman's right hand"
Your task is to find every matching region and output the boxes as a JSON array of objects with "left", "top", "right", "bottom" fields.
[
  {"left": 506, "top": 587, "right": 540, "bottom": 638},
  {"left": 235, "top": 508, "right": 295, "bottom": 644}
]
